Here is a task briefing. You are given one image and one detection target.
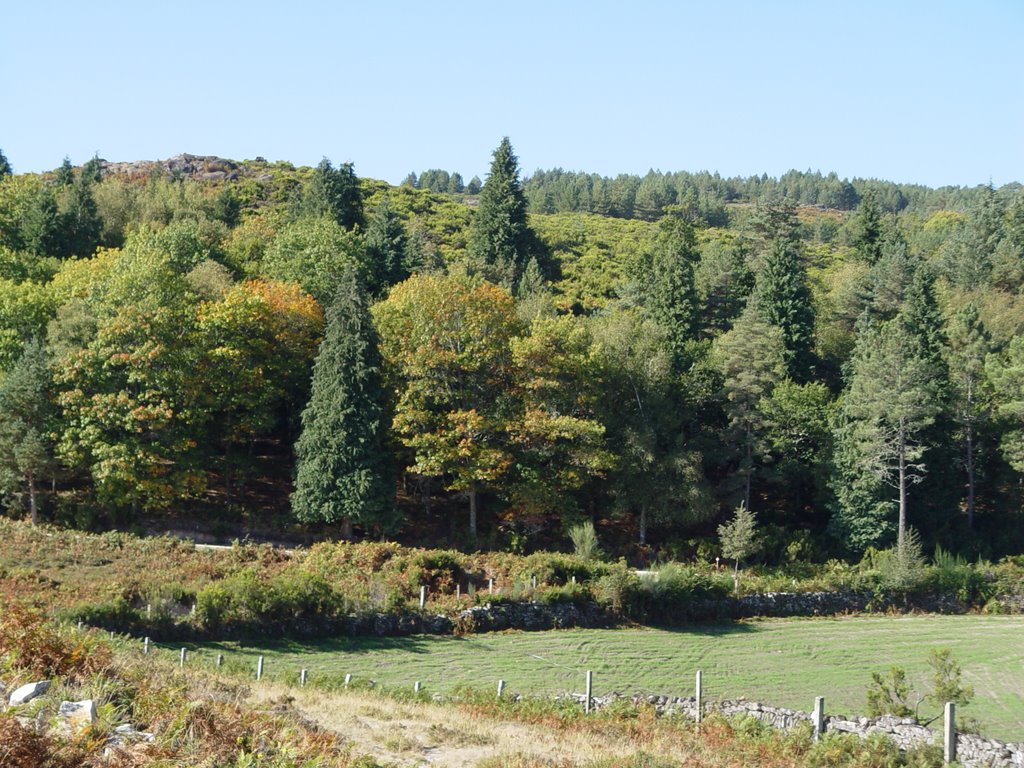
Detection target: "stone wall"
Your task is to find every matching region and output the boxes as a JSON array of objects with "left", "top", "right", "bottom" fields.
[{"left": 574, "top": 693, "right": 1024, "bottom": 768}]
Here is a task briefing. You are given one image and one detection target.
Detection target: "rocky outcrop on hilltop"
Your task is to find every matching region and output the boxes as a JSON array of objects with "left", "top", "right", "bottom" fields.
[{"left": 96, "top": 153, "right": 275, "bottom": 182}]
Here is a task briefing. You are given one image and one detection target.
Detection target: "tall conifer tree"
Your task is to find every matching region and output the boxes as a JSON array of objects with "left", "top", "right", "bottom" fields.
[
  {"left": 292, "top": 267, "right": 396, "bottom": 536},
  {"left": 752, "top": 237, "right": 816, "bottom": 382},
  {"left": 468, "top": 137, "right": 533, "bottom": 289}
]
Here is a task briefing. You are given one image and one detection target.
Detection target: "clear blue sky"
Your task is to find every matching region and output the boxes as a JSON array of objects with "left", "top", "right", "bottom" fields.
[{"left": 3, "top": 1, "right": 1022, "bottom": 188}]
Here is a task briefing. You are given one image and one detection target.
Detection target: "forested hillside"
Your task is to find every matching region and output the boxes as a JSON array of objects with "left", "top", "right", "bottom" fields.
[{"left": 1, "top": 142, "right": 1023, "bottom": 562}]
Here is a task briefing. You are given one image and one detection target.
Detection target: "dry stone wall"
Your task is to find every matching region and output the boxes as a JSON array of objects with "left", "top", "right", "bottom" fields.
[{"left": 575, "top": 693, "right": 1024, "bottom": 768}]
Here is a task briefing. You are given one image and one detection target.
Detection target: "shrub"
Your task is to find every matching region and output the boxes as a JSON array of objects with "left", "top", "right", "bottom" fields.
[
  {"left": 568, "top": 521, "right": 602, "bottom": 561},
  {"left": 0, "top": 604, "right": 111, "bottom": 680},
  {"left": 0, "top": 714, "right": 52, "bottom": 768},
  {"left": 594, "top": 568, "right": 643, "bottom": 618},
  {"left": 537, "top": 583, "right": 592, "bottom": 606}
]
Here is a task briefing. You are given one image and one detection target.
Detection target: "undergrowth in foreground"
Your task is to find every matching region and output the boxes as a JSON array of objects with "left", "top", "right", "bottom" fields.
[{"left": 0, "top": 606, "right": 954, "bottom": 768}]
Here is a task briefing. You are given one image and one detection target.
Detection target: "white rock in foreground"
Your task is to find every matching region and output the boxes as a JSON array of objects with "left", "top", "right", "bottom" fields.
[
  {"left": 8, "top": 680, "right": 50, "bottom": 706},
  {"left": 58, "top": 699, "right": 96, "bottom": 732}
]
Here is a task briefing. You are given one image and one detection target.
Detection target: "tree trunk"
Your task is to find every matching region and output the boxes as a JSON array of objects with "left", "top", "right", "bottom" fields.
[
  {"left": 28, "top": 471, "right": 38, "bottom": 526},
  {"left": 639, "top": 503, "right": 647, "bottom": 545},
  {"left": 469, "top": 484, "right": 478, "bottom": 540},
  {"left": 897, "top": 427, "right": 907, "bottom": 552},
  {"left": 966, "top": 426, "right": 975, "bottom": 530},
  {"left": 744, "top": 423, "right": 753, "bottom": 512},
  {"left": 224, "top": 444, "right": 233, "bottom": 509},
  {"left": 341, "top": 516, "right": 353, "bottom": 541}
]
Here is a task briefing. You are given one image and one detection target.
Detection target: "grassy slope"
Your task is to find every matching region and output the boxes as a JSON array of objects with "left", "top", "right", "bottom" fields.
[{"left": 181, "top": 616, "right": 1024, "bottom": 742}]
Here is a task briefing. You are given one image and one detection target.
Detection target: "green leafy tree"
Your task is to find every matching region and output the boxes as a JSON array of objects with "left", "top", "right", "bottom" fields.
[
  {"left": 0, "top": 340, "right": 56, "bottom": 524},
  {"left": 0, "top": 149, "right": 11, "bottom": 177},
  {"left": 374, "top": 272, "right": 520, "bottom": 539},
  {"left": 54, "top": 305, "right": 207, "bottom": 515},
  {"left": 506, "top": 314, "right": 613, "bottom": 519},
  {"left": 468, "top": 137, "right": 534, "bottom": 290},
  {"left": 718, "top": 503, "right": 759, "bottom": 575},
  {"left": 292, "top": 268, "right": 397, "bottom": 537},
  {"left": 261, "top": 217, "right": 367, "bottom": 306},
  {"left": 594, "top": 311, "right": 713, "bottom": 544}
]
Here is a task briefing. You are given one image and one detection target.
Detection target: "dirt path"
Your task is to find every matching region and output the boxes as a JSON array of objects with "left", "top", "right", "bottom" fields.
[{"left": 250, "top": 684, "right": 632, "bottom": 767}]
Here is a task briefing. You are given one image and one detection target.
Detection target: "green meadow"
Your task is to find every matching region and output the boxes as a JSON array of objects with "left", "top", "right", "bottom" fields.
[{"left": 167, "top": 615, "right": 1024, "bottom": 742}]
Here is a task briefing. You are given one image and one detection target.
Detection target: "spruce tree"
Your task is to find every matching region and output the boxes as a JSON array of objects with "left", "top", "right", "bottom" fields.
[
  {"left": 468, "top": 137, "right": 533, "bottom": 289},
  {"left": 752, "top": 237, "right": 816, "bottom": 382},
  {"left": 638, "top": 212, "right": 701, "bottom": 367},
  {"left": 296, "top": 158, "right": 363, "bottom": 230},
  {"left": 852, "top": 189, "right": 884, "bottom": 265},
  {"left": 363, "top": 198, "right": 410, "bottom": 296},
  {"left": 291, "top": 268, "right": 397, "bottom": 536}
]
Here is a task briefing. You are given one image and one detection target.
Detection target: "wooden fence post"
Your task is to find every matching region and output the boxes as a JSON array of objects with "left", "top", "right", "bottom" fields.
[
  {"left": 414, "top": 681, "right": 421, "bottom": 693},
  {"left": 944, "top": 702, "right": 956, "bottom": 765},
  {"left": 585, "top": 670, "right": 593, "bottom": 714},
  {"left": 497, "top": 679, "right": 505, "bottom": 699},
  {"left": 813, "top": 696, "right": 825, "bottom": 742},
  {"left": 488, "top": 578, "right": 494, "bottom": 594},
  {"left": 300, "top": 669, "right": 308, "bottom": 687},
  {"left": 216, "top": 653, "right": 223, "bottom": 668},
  {"left": 256, "top": 655, "right": 264, "bottom": 681},
  {"left": 419, "top": 586, "right": 426, "bottom": 609},
  {"left": 143, "top": 637, "right": 150, "bottom": 655},
  {"left": 344, "top": 673, "right": 352, "bottom": 688}
]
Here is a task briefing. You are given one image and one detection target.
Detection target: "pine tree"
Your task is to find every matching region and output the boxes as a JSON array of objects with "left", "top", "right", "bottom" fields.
[
  {"left": 713, "top": 305, "right": 787, "bottom": 511},
  {"left": 0, "top": 340, "right": 56, "bottom": 525},
  {"left": 468, "top": 137, "right": 533, "bottom": 289},
  {"left": 752, "top": 237, "right": 816, "bottom": 382},
  {"left": 945, "top": 302, "right": 991, "bottom": 529},
  {"left": 291, "top": 268, "right": 397, "bottom": 537},
  {"left": 0, "top": 148, "right": 11, "bottom": 177},
  {"left": 834, "top": 315, "right": 942, "bottom": 552}
]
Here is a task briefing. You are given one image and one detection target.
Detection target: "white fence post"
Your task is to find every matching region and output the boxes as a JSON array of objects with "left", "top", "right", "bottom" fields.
[
  {"left": 419, "top": 586, "right": 426, "bottom": 609},
  {"left": 944, "top": 702, "right": 956, "bottom": 765},
  {"left": 256, "top": 655, "right": 264, "bottom": 681},
  {"left": 300, "top": 669, "right": 308, "bottom": 687},
  {"left": 813, "top": 696, "right": 825, "bottom": 742},
  {"left": 179, "top": 648, "right": 187, "bottom": 668},
  {"left": 695, "top": 670, "right": 703, "bottom": 724},
  {"left": 585, "top": 670, "right": 593, "bottom": 714},
  {"left": 497, "top": 679, "right": 505, "bottom": 698}
]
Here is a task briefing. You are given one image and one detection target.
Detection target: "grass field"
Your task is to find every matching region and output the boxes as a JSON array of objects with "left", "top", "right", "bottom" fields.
[{"left": 165, "top": 615, "right": 1024, "bottom": 742}]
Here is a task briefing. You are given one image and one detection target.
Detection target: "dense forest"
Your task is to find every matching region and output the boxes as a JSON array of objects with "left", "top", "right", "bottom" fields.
[{"left": 1, "top": 141, "right": 1024, "bottom": 562}]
